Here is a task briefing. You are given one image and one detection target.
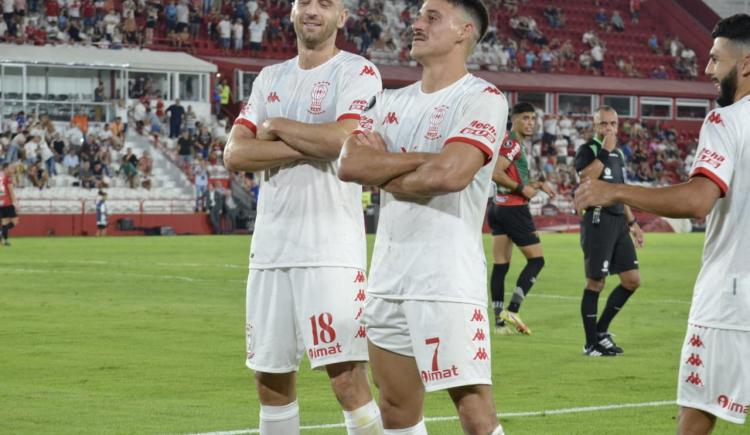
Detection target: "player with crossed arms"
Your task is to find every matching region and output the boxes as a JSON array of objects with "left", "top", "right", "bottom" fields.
[
  {"left": 339, "top": 0, "right": 507, "bottom": 433},
  {"left": 224, "top": 0, "right": 383, "bottom": 433}
]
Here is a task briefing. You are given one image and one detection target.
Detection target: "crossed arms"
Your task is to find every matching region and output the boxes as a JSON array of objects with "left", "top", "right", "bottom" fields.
[{"left": 337, "top": 132, "right": 487, "bottom": 198}]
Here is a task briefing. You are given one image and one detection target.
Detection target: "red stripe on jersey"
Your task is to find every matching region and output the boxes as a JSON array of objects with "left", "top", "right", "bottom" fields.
[
  {"left": 691, "top": 167, "right": 728, "bottom": 197},
  {"left": 234, "top": 118, "right": 257, "bottom": 135},
  {"left": 337, "top": 113, "right": 361, "bottom": 122},
  {"left": 444, "top": 137, "right": 493, "bottom": 165}
]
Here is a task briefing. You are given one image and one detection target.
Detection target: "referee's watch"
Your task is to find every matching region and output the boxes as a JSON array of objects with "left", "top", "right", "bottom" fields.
[{"left": 628, "top": 219, "right": 638, "bottom": 228}]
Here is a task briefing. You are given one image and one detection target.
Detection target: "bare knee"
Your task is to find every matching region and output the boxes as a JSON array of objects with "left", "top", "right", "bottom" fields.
[
  {"left": 586, "top": 278, "right": 606, "bottom": 292},
  {"left": 326, "top": 361, "right": 372, "bottom": 410},
  {"left": 255, "top": 371, "right": 296, "bottom": 406},
  {"left": 621, "top": 276, "right": 641, "bottom": 291},
  {"left": 449, "top": 385, "right": 498, "bottom": 435},
  {"left": 677, "top": 407, "right": 716, "bottom": 435},
  {"left": 378, "top": 392, "right": 422, "bottom": 428}
]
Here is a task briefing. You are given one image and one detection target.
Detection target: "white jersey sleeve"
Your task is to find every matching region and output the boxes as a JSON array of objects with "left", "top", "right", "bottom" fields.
[
  {"left": 234, "top": 70, "right": 267, "bottom": 135},
  {"left": 335, "top": 61, "right": 382, "bottom": 122},
  {"left": 443, "top": 88, "right": 508, "bottom": 165},
  {"left": 689, "top": 110, "right": 737, "bottom": 196}
]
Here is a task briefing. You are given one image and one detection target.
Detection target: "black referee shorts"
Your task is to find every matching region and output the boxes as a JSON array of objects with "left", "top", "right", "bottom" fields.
[
  {"left": 487, "top": 203, "right": 540, "bottom": 247},
  {"left": 580, "top": 210, "right": 638, "bottom": 279},
  {"left": 0, "top": 205, "right": 16, "bottom": 219}
]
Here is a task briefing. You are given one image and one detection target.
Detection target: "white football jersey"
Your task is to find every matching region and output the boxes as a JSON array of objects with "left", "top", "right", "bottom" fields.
[
  {"left": 688, "top": 95, "right": 750, "bottom": 331},
  {"left": 360, "top": 74, "right": 509, "bottom": 305},
  {"left": 235, "top": 51, "right": 382, "bottom": 269}
]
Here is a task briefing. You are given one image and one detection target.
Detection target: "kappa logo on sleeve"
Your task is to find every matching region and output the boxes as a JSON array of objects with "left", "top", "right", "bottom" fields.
[
  {"left": 482, "top": 86, "right": 502, "bottom": 95},
  {"left": 267, "top": 92, "right": 280, "bottom": 103},
  {"left": 697, "top": 148, "right": 726, "bottom": 169},
  {"left": 706, "top": 111, "right": 724, "bottom": 126},
  {"left": 383, "top": 112, "right": 399, "bottom": 125},
  {"left": 360, "top": 65, "right": 377, "bottom": 77},
  {"left": 460, "top": 120, "right": 498, "bottom": 143}
]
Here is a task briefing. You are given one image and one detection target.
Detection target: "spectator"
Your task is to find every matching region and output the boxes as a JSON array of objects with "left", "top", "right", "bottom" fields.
[
  {"left": 120, "top": 147, "right": 138, "bottom": 188},
  {"left": 165, "top": 98, "right": 185, "bottom": 138},
  {"left": 248, "top": 13, "right": 265, "bottom": 56},
  {"left": 595, "top": 8, "right": 608, "bottom": 30},
  {"left": 611, "top": 10, "right": 625, "bottom": 32},
  {"left": 630, "top": 0, "right": 642, "bottom": 23},
  {"left": 219, "top": 78, "right": 231, "bottom": 111},
  {"left": 194, "top": 163, "right": 208, "bottom": 211},
  {"left": 145, "top": 3, "right": 157, "bottom": 44},
  {"left": 165, "top": 0, "right": 177, "bottom": 32},
  {"left": 62, "top": 146, "right": 81, "bottom": 176},
  {"left": 177, "top": 130, "right": 194, "bottom": 168},
  {"left": 204, "top": 181, "right": 224, "bottom": 233},
  {"left": 176, "top": 0, "right": 190, "bottom": 33},
  {"left": 185, "top": 105, "right": 197, "bottom": 136},
  {"left": 218, "top": 14, "right": 231, "bottom": 54},
  {"left": 591, "top": 43, "right": 605, "bottom": 75},
  {"left": 647, "top": 33, "right": 659, "bottom": 54},
  {"left": 232, "top": 17, "right": 243, "bottom": 52},
  {"left": 28, "top": 160, "right": 48, "bottom": 189}
]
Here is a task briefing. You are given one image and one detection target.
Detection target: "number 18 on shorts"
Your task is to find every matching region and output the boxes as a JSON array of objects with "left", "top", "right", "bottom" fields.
[{"left": 245, "top": 267, "right": 369, "bottom": 373}]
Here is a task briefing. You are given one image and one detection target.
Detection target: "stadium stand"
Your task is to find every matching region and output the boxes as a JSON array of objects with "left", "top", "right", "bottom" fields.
[{"left": 0, "top": 0, "right": 722, "bottom": 236}]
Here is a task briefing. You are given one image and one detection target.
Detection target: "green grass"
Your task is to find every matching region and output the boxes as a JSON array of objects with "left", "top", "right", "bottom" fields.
[{"left": 0, "top": 234, "right": 745, "bottom": 434}]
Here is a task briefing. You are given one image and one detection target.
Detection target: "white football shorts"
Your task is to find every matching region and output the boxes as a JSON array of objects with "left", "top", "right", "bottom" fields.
[
  {"left": 245, "top": 267, "right": 369, "bottom": 372},
  {"left": 677, "top": 323, "right": 750, "bottom": 424},
  {"left": 364, "top": 296, "right": 492, "bottom": 392}
]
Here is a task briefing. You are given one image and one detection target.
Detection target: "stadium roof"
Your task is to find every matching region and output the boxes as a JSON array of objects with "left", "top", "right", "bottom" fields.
[
  {"left": 206, "top": 56, "right": 717, "bottom": 100},
  {"left": 0, "top": 44, "right": 217, "bottom": 73}
]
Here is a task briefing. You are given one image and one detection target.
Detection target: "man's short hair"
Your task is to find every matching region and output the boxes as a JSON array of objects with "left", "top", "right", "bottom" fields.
[
  {"left": 594, "top": 105, "right": 617, "bottom": 117},
  {"left": 444, "top": 0, "right": 489, "bottom": 42},
  {"left": 511, "top": 102, "right": 536, "bottom": 116},
  {"left": 711, "top": 14, "right": 750, "bottom": 46}
]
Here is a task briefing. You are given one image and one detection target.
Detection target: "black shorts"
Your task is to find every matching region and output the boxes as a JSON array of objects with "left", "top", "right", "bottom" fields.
[
  {"left": 580, "top": 210, "right": 638, "bottom": 279},
  {"left": 97, "top": 224, "right": 107, "bottom": 229},
  {"left": 487, "top": 203, "right": 540, "bottom": 247},
  {"left": 0, "top": 205, "right": 17, "bottom": 219}
]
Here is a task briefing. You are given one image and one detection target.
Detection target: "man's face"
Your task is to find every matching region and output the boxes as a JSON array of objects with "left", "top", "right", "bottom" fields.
[
  {"left": 512, "top": 112, "right": 537, "bottom": 138},
  {"left": 594, "top": 110, "right": 618, "bottom": 137},
  {"left": 705, "top": 37, "right": 742, "bottom": 107},
  {"left": 410, "top": 0, "right": 474, "bottom": 62},
  {"left": 291, "top": 0, "right": 345, "bottom": 48}
]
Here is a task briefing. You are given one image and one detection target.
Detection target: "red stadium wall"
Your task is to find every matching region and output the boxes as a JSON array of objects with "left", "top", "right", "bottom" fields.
[{"left": 14, "top": 214, "right": 213, "bottom": 237}]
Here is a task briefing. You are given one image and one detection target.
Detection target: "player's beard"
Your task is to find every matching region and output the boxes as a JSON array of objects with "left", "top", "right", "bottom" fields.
[
  {"left": 294, "top": 17, "right": 338, "bottom": 49},
  {"left": 716, "top": 66, "right": 738, "bottom": 108}
]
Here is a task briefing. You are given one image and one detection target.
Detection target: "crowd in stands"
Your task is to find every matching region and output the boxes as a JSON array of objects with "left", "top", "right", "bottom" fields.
[{"left": 0, "top": 1, "right": 702, "bottom": 81}]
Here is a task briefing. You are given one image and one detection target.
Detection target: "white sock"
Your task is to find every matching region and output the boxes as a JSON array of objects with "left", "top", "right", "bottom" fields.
[
  {"left": 383, "top": 419, "right": 428, "bottom": 435},
  {"left": 343, "top": 400, "right": 384, "bottom": 435},
  {"left": 491, "top": 424, "right": 505, "bottom": 435},
  {"left": 259, "top": 400, "right": 300, "bottom": 435}
]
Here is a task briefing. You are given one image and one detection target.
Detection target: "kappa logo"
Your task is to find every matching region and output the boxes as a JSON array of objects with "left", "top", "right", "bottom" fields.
[
  {"left": 706, "top": 111, "right": 724, "bottom": 126},
  {"left": 349, "top": 99, "right": 369, "bottom": 112},
  {"left": 354, "top": 270, "right": 366, "bottom": 283},
  {"left": 688, "top": 334, "right": 705, "bottom": 348},
  {"left": 354, "top": 289, "right": 365, "bottom": 302},
  {"left": 354, "top": 307, "right": 363, "bottom": 320},
  {"left": 308, "top": 81, "right": 330, "bottom": 114},
  {"left": 482, "top": 86, "right": 502, "bottom": 95},
  {"left": 470, "top": 309, "right": 485, "bottom": 322},
  {"left": 355, "top": 325, "right": 367, "bottom": 338},
  {"left": 383, "top": 112, "right": 399, "bottom": 125},
  {"left": 697, "top": 148, "right": 726, "bottom": 169},
  {"left": 685, "top": 372, "right": 704, "bottom": 386},
  {"left": 267, "top": 92, "right": 280, "bottom": 103},
  {"left": 472, "top": 328, "right": 486, "bottom": 342},
  {"left": 473, "top": 347, "right": 489, "bottom": 360},
  {"left": 425, "top": 105, "right": 449, "bottom": 140},
  {"left": 717, "top": 395, "right": 749, "bottom": 415},
  {"left": 459, "top": 120, "right": 498, "bottom": 143},
  {"left": 360, "top": 65, "right": 377, "bottom": 76},
  {"left": 685, "top": 353, "right": 704, "bottom": 367}
]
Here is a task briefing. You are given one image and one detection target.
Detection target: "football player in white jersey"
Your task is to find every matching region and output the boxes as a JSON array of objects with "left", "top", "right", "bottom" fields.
[
  {"left": 575, "top": 14, "right": 750, "bottom": 435},
  {"left": 223, "top": 0, "right": 384, "bottom": 434},
  {"left": 338, "top": 1, "right": 507, "bottom": 434}
]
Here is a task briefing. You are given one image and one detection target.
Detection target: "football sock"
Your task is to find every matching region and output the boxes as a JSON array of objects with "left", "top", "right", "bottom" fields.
[
  {"left": 259, "top": 400, "right": 300, "bottom": 435},
  {"left": 581, "top": 289, "right": 600, "bottom": 348},
  {"left": 384, "top": 419, "right": 428, "bottom": 435},
  {"left": 508, "top": 256, "right": 545, "bottom": 312},
  {"left": 597, "top": 285, "right": 634, "bottom": 333},
  {"left": 491, "top": 263, "right": 510, "bottom": 317},
  {"left": 343, "top": 400, "right": 383, "bottom": 435},
  {"left": 1, "top": 224, "right": 9, "bottom": 240}
]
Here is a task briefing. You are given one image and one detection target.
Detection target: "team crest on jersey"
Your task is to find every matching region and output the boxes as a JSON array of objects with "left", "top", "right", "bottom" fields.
[
  {"left": 425, "top": 105, "right": 449, "bottom": 140},
  {"left": 308, "top": 81, "right": 330, "bottom": 115}
]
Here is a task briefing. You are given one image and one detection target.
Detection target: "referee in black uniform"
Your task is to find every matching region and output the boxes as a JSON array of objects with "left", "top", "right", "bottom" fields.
[{"left": 575, "top": 106, "right": 644, "bottom": 357}]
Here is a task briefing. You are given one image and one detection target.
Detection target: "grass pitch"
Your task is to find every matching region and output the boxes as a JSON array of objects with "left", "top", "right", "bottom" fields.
[{"left": 1, "top": 233, "right": 745, "bottom": 434}]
